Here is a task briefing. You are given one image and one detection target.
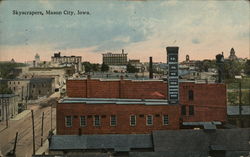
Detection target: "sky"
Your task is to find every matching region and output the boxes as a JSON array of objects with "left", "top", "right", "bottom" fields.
[{"left": 0, "top": 0, "right": 249, "bottom": 63}]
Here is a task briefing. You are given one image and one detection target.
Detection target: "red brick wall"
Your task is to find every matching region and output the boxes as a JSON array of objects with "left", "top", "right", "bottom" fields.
[
  {"left": 66, "top": 79, "right": 227, "bottom": 125},
  {"left": 179, "top": 82, "right": 227, "bottom": 122},
  {"left": 66, "top": 79, "right": 166, "bottom": 99},
  {"left": 57, "top": 103, "right": 180, "bottom": 135}
]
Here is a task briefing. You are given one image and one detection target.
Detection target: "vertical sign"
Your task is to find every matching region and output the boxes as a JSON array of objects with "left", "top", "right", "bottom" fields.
[{"left": 167, "top": 47, "right": 179, "bottom": 104}]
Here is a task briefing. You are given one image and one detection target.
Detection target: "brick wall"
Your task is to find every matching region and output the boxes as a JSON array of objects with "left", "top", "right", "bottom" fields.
[
  {"left": 57, "top": 103, "right": 180, "bottom": 135},
  {"left": 66, "top": 79, "right": 166, "bottom": 99},
  {"left": 64, "top": 79, "right": 227, "bottom": 133}
]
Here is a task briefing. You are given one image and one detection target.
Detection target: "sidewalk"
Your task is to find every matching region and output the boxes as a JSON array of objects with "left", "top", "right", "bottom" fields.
[{"left": 11, "top": 110, "right": 31, "bottom": 121}]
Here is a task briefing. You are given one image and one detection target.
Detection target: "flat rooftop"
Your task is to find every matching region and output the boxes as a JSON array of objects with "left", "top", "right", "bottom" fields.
[{"left": 59, "top": 97, "right": 169, "bottom": 105}]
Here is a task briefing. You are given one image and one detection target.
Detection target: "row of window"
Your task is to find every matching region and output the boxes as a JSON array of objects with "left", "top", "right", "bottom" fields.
[
  {"left": 181, "top": 105, "right": 194, "bottom": 116},
  {"left": 65, "top": 115, "right": 169, "bottom": 128}
]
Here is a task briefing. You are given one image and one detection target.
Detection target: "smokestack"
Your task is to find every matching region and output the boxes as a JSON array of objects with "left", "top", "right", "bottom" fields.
[
  {"left": 122, "top": 49, "right": 124, "bottom": 54},
  {"left": 149, "top": 57, "right": 153, "bottom": 79},
  {"left": 216, "top": 54, "right": 224, "bottom": 83}
]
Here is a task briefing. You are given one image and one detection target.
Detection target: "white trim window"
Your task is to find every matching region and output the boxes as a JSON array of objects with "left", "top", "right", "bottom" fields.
[
  {"left": 130, "top": 115, "right": 136, "bottom": 126},
  {"left": 146, "top": 115, "right": 153, "bottom": 126},
  {"left": 94, "top": 115, "right": 101, "bottom": 126},
  {"left": 110, "top": 115, "right": 117, "bottom": 126},
  {"left": 65, "top": 116, "right": 72, "bottom": 127},
  {"left": 163, "top": 115, "right": 169, "bottom": 125},
  {"left": 80, "top": 116, "right": 86, "bottom": 127}
]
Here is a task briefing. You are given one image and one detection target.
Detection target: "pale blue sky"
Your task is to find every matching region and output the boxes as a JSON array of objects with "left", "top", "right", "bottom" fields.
[{"left": 0, "top": 0, "right": 249, "bottom": 63}]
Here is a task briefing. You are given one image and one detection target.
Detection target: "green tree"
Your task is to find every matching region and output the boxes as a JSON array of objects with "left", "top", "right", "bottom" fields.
[
  {"left": 244, "top": 60, "right": 250, "bottom": 76},
  {"left": 92, "top": 63, "right": 100, "bottom": 72},
  {"left": 0, "top": 62, "right": 26, "bottom": 79},
  {"left": 126, "top": 63, "right": 139, "bottom": 73},
  {"left": 101, "top": 63, "right": 109, "bottom": 72},
  {"left": 224, "top": 60, "right": 242, "bottom": 79},
  {"left": 0, "top": 84, "right": 12, "bottom": 94},
  {"left": 82, "top": 62, "right": 92, "bottom": 73}
]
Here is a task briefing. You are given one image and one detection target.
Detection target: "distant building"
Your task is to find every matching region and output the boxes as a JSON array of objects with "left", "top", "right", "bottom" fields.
[
  {"left": 51, "top": 52, "right": 82, "bottom": 64},
  {"left": 179, "top": 54, "right": 197, "bottom": 70},
  {"left": 34, "top": 53, "right": 40, "bottom": 67},
  {"left": 51, "top": 52, "right": 82, "bottom": 72},
  {"left": 19, "top": 66, "right": 74, "bottom": 89},
  {"left": 8, "top": 78, "right": 54, "bottom": 100},
  {"left": 102, "top": 49, "right": 128, "bottom": 66},
  {"left": 109, "top": 65, "right": 127, "bottom": 73},
  {"left": 228, "top": 48, "right": 237, "bottom": 60},
  {"left": 0, "top": 94, "right": 19, "bottom": 122}
]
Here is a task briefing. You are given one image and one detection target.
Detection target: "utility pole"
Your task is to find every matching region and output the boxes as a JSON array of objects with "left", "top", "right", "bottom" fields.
[
  {"left": 5, "top": 103, "right": 8, "bottom": 128},
  {"left": 31, "top": 110, "right": 35, "bottom": 155},
  {"left": 239, "top": 81, "right": 242, "bottom": 128},
  {"left": 41, "top": 112, "right": 44, "bottom": 147},
  {"left": 13, "top": 132, "right": 18, "bottom": 155},
  {"left": 51, "top": 103, "right": 53, "bottom": 131}
]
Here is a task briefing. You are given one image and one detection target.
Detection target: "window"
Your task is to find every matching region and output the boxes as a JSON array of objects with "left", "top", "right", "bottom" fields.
[
  {"left": 130, "top": 115, "right": 136, "bottom": 126},
  {"left": 110, "top": 115, "right": 117, "bottom": 126},
  {"left": 188, "top": 90, "right": 194, "bottom": 100},
  {"left": 163, "top": 115, "right": 169, "bottom": 125},
  {"left": 181, "top": 105, "right": 186, "bottom": 115},
  {"left": 80, "top": 116, "right": 86, "bottom": 127},
  {"left": 189, "top": 105, "right": 194, "bottom": 115},
  {"left": 94, "top": 115, "right": 101, "bottom": 126},
  {"left": 65, "top": 116, "right": 72, "bottom": 127},
  {"left": 146, "top": 115, "right": 153, "bottom": 126}
]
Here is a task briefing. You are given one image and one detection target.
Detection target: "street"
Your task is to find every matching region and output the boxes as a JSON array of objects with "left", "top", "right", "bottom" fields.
[{"left": 0, "top": 99, "right": 57, "bottom": 157}]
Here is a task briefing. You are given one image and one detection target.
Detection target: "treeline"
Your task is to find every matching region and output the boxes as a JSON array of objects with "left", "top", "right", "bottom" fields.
[
  {"left": 195, "top": 59, "right": 250, "bottom": 79},
  {"left": 82, "top": 62, "right": 139, "bottom": 73},
  {"left": 0, "top": 62, "right": 26, "bottom": 79}
]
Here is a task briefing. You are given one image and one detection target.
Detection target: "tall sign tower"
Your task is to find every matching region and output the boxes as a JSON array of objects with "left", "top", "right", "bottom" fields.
[{"left": 167, "top": 47, "right": 179, "bottom": 104}]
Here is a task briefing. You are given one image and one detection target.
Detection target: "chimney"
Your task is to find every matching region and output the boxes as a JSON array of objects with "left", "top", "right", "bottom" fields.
[
  {"left": 149, "top": 57, "right": 153, "bottom": 79},
  {"left": 216, "top": 54, "right": 224, "bottom": 83},
  {"left": 122, "top": 49, "right": 124, "bottom": 54}
]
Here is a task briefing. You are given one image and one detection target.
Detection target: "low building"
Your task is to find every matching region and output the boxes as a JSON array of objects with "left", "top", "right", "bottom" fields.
[
  {"left": 43, "top": 128, "right": 250, "bottom": 157},
  {"left": 102, "top": 49, "right": 128, "bottom": 66},
  {"left": 109, "top": 65, "right": 127, "bottom": 73},
  {"left": 57, "top": 98, "right": 180, "bottom": 135},
  {"left": 8, "top": 78, "right": 54, "bottom": 100},
  {"left": 0, "top": 94, "right": 19, "bottom": 122}
]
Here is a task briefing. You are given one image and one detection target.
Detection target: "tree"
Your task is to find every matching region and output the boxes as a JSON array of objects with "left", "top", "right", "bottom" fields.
[
  {"left": 0, "top": 62, "right": 26, "bottom": 79},
  {"left": 244, "top": 60, "right": 250, "bottom": 76},
  {"left": 101, "top": 63, "right": 109, "bottom": 72},
  {"left": 224, "top": 60, "right": 242, "bottom": 79},
  {"left": 0, "top": 84, "right": 12, "bottom": 94},
  {"left": 126, "top": 63, "right": 139, "bottom": 73},
  {"left": 82, "top": 62, "right": 92, "bottom": 73},
  {"left": 92, "top": 63, "right": 100, "bottom": 72}
]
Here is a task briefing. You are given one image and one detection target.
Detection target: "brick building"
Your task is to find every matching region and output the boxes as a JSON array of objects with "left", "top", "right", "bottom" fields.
[{"left": 56, "top": 78, "right": 227, "bottom": 135}]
